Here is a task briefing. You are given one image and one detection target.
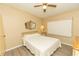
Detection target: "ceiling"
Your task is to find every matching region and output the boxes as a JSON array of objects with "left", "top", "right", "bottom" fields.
[{"left": 5, "top": 3, "right": 79, "bottom": 18}]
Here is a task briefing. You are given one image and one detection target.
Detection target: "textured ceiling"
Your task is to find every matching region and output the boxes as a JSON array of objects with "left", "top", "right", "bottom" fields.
[{"left": 5, "top": 3, "right": 79, "bottom": 18}]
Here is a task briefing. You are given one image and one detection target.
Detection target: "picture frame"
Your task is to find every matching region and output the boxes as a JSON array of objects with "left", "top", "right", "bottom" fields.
[{"left": 25, "top": 20, "right": 36, "bottom": 30}]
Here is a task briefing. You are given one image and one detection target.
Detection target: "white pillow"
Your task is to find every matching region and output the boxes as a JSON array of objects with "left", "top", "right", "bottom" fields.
[{"left": 24, "top": 33, "right": 40, "bottom": 38}]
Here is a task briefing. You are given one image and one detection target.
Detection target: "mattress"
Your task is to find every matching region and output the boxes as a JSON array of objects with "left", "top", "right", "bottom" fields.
[{"left": 23, "top": 34, "right": 61, "bottom": 56}]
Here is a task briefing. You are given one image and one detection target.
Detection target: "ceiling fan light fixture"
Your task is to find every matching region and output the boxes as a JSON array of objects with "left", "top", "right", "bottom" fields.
[
  {"left": 43, "top": 5, "right": 47, "bottom": 9},
  {"left": 34, "top": 3, "right": 56, "bottom": 13}
]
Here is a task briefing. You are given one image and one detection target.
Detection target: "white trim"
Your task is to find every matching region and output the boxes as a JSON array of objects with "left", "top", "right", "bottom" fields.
[
  {"left": 5, "top": 45, "right": 23, "bottom": 52},
  {"left": 61, "top": 42, "right": 72, "bottom": 47}
]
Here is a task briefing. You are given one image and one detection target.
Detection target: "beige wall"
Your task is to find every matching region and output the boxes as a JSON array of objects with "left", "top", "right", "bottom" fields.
[
  {"left": 43, "top": 9, "right": 79, "bottom": 46},
  {"left": 0, "top": 4, "right": 42, "bottom": 50}
]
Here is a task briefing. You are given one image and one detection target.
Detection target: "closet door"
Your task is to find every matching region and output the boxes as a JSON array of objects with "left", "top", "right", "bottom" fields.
[{"left": 0, "top": 15, "right": 5, "bottom": 56}]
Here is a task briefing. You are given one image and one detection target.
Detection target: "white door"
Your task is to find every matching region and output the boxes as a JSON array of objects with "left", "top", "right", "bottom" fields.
[{"left": 0, "top": 15, "right": 5, "bottom": 56}]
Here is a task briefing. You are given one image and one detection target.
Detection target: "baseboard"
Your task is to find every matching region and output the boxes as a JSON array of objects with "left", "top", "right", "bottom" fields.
[
  {"left": 61, "top": 42, "right": 72, "bottom": 47},
  {"left": 5, "top": 45, "right": 23, "bottom": 52}
]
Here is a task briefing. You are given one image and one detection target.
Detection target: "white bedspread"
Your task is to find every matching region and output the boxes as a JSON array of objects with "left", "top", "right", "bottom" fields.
[{"left": 23, "top": 34, "right": 61, "bottom": 56}]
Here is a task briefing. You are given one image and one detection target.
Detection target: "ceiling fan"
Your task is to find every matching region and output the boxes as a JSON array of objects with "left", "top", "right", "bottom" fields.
[{"left": 34, "top": 3, "right": 56, "bottom": 12}]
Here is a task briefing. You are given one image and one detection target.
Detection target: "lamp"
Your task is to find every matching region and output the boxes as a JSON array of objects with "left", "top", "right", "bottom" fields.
[
  {"left": 73, "top": 36, "right": 79, "bottom": 56},
  {"left": 40, "top": 25, "right": 45, "bottom": 34},
  {"left": 73, "top": 36, "right": 79, "bottom": 50},
  {"left": 40, "top": 25, "right": 44, "bottom": 31}
]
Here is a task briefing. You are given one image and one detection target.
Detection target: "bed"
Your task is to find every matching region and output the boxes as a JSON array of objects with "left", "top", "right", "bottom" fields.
[{"left": 23, "top": 33, "right": 61, "bottom": 56}]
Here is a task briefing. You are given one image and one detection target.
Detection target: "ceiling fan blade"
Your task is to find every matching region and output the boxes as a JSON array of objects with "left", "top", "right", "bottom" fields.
[
  {"left": 48, "top": 5, "right": 56, "bottom": 7},
  {"left": 34, "top": 5, "right": 42, "bottom": 7}
]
